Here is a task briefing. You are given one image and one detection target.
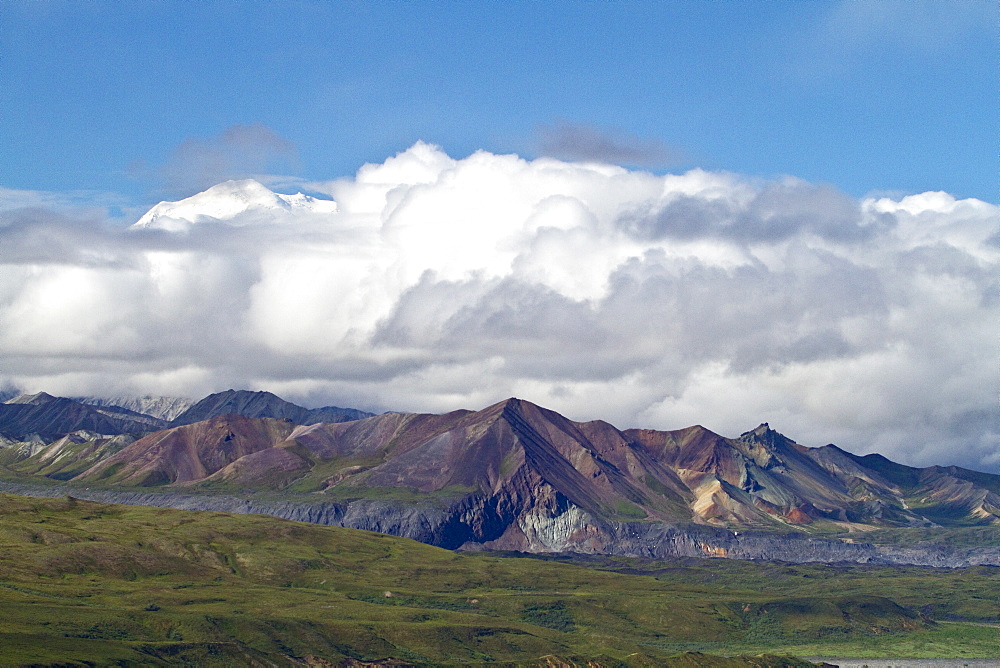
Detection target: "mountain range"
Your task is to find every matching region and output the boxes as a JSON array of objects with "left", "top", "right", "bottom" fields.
[
  {"left": 0, "top": 389, "right": 370, "bottom": 440},
  {"left": 1, "top": 390, "right": 997, "bottom": 567},
  {"left": 0, "top": 392, "right": 169, "bottom": 442}
]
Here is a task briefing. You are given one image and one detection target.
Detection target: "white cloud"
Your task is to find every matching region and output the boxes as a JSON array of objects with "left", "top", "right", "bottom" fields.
[{"left": 1, "top": 143, "right": 997, "bottom": 472}]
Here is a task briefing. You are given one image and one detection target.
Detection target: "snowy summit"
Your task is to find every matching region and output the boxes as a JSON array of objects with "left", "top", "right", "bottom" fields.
[{"left": 131, "top": 179, "right": 337, "bottom": 231}]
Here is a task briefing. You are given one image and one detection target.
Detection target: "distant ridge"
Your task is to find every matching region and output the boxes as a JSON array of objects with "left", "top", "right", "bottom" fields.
[
  {"left": 76, "top": 395, "right": 194, "bottom": 422},
  {"left": 0, "top": 393, "right": 167, "bottom": 440},
  {"left": 169, "top": 389, "right": 373, "bottom": 427},
  {"left": 0, "top": 390, "right": 371, "bottom": 443}
]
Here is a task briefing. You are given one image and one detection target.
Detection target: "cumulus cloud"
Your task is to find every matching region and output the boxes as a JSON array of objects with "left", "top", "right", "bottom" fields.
[
  {"left": 537, "top": 121, "right": 681, "bottom": 167},
  {"left": 1, "top": 143, "right": 998, "bottom": 473}
]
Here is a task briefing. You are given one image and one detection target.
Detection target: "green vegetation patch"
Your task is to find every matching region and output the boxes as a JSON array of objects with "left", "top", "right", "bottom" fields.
[
  {"left": 521, "top": 600, "right": 576, "bottom": 632},
  {"left": 611, "top": 499, "right": 648, "bottom": 520}
]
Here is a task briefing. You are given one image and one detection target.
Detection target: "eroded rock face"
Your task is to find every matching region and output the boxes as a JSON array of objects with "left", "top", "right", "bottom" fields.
[{"left": 0, "top": 480, "right": 995, "bottom": 567}]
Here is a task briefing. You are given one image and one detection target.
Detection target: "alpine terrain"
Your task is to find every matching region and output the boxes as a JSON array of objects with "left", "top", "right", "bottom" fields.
[{"left": 1, "top": 392, "right": 997, "bottom": 567}]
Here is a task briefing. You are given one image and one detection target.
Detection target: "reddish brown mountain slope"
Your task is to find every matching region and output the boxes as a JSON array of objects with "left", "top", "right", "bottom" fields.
[
  {"left": 81, "top": 415, "right": 299, "bottom": 486},
  {"left": 59, "top": 398, "right": 1000, "bottom": 536}
]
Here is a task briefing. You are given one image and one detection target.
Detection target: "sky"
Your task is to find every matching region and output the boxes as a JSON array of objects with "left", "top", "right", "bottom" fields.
[{"left": 0, "top": 1, "right": 997, "bottom": 472}]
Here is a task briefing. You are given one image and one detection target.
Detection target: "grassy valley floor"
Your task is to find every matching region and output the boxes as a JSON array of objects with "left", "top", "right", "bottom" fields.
[{"left": 0, "top": 493, "right": 996, "bottom": 666}]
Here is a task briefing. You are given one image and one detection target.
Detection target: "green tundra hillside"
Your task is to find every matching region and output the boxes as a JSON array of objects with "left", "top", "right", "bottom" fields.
[{"left": 1, "top": 493, "right": 998, "bottom": 666}]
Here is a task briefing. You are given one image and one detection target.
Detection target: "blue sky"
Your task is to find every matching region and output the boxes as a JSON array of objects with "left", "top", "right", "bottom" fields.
[
  {"left": 1, "top": 1, "right": 998, "bottom": 471},
  {"left": 1, "top": 0, "right": 995, "bottom": 206}
]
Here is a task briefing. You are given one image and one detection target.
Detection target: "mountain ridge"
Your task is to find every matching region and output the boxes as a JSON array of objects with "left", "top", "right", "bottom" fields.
[
  {"left": 169, "top": 389, "right": 374, "bottom": 426},
  {"left": 75, "top": 394, "right": 194, "bottom": 422},
  {"left": 2, "top": 393, "right": 997, "bottom": 566}
]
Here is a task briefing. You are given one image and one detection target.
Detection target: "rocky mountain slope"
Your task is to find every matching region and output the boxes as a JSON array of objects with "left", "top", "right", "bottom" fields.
[
  {"left": 3, "top": 396, "right": 996, "bottom": 566},
  {"left": 623, "top": 422, "right": 1000, "bottom": 528},
  {"left": 80, "top": 414, "right": 300, "bottom": 486}
]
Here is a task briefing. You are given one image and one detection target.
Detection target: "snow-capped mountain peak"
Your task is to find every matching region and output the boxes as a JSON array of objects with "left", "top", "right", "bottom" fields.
[
  {"left": 4, "top": 392, "right": 57, "bottom": 405},
  {"left": 131, "top": 179, "right": 337, "bottom": 231}
]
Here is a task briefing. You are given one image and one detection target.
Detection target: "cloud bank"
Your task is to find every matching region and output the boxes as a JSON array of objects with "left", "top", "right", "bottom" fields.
[{"left": 1, "top": 142, "right": 997, "bottom": 471}]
